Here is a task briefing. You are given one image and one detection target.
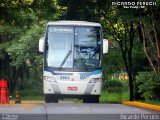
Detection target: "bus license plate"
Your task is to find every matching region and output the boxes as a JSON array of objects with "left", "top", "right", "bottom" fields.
[{"left": 68, "top": 87, "right": 78, "bottom": 91}]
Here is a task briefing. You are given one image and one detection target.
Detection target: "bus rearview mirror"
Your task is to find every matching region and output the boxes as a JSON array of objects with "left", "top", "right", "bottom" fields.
[
  {"left": 103, "top": 39, "right": 108, "bottom": 54},
  {"left": 39, "top": 37, "right": 45, "bottom": 52}
]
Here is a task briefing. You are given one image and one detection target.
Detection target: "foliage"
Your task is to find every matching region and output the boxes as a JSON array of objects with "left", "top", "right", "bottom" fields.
[
  {"left": 7, "top": 25, "right": 44, "bottom": 67},
  {"left": 0, "top": 25, "right": 44, "bottom": 94},
  {"left": 0, "top": 0, "right": 58, "bottom": 25},
  {"left": 58, "top": 0, "right": 99, "bottom": 21},
  {"left": 11, "top": 88, "right": 44, "bottom": 100},
  {"left": 0, "top": 0, "right": 160, "bottom": 101},
  {"left": 0, "top": 0, "right": 56, "bottom": 95},
  {"left": 100, "top": 91, "right": 129, "bottom": 103},
  {"left": 98, "top": 0, "right": 160, "bottom": 101},
  {"left": 103, "top": 78, "right": 124, "bottom": 93},
  {"left": 99, "top": 2, "right": 140, "bottom": 101},
  {"left": 139, "top": 14, "right": 160, "bottom": 74},
  {"left": 103, "top": 49, "right": 124, "bottom": 75},
  {"left": 136, "top": 72, "right": 160, "bottom": 100}
]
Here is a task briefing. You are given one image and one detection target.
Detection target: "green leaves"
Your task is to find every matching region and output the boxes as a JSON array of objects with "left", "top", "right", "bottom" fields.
[
  {"left": 136, "top": 72, "right": 160, "bottom": 100},
  {"left": 0, "top": 0, "right": 58, "bottom": 94},
  {"left": 0, "top": 24, "right": 44, "bottom": 94},
  {"left": 6, "top": 25, "right": 44, "bottom": 67}
]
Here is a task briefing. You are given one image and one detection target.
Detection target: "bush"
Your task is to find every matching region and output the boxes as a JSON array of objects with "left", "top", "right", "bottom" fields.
[
  {"left": 104, "top": 79, "right": 124, "bottom": 93},
  {"left": 136, "top": 72, "right": 160, "bottom": 100},
  {"left": 100, "top": 91, "right": 129, "bottom": 103},
  {"left": 11, "top": 88, "right": 44, "bottom": 100}
]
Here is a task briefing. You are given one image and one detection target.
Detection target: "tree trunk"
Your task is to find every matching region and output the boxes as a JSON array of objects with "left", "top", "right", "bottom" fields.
[{"left": 128, "top": 73, "right": 134, "bottom": 101}]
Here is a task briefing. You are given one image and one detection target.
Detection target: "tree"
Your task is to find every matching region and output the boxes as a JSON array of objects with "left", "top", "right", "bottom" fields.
[
  {"left": 0, "top": 25, "right": 44, "bottom": 95},
  {"left": 57, "top": 0, "right": 144, "bottom": 101},
  {"left": 138, "top": 6, "right": 160, "bottom": 74},
  {"left": 102, "top": 12, "right": 136, "bottom": 101},
  {"left": 58, "top": 0, "right": 102, "bottom": 21},
  {"left": 0, "top": 0, "right": 59, "bottom": 94},
  {"left": 96, "top": 1, "right": 148, "bottom": 100}
]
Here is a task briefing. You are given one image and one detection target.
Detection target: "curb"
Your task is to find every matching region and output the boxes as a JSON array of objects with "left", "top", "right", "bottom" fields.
[
  {"left": 122, "top": 101, "right": 160, "bottom": 111},
  {"left": 9, "top": 100, "right": 45, "bottom": 104}
]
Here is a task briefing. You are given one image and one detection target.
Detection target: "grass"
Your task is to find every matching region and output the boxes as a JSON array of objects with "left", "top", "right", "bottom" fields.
[
  {"left": 99, "top": 91, "right": 160, "bottom": 105},
  {"left": 10, "top": 88, "right": 130, "bottom": 102},
  {"left": 10, "top": 89, "right": 44, "bottom": 100},
  {"left": 74, "top": 91, "right": 130, "bottom": 103},
  {"left": 100, "top": 91, "right": 129, "bottom": 103},
  {"left": 9, "top": 88, "right": 160, "bottom": 106},
  {"left": 20, "top": 95, "right": 44, "bottom": 100}
]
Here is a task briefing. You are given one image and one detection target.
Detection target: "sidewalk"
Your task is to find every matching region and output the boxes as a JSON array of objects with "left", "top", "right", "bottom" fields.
[{"left": 122, "top": 101, "right": 160, "bottom": 111}]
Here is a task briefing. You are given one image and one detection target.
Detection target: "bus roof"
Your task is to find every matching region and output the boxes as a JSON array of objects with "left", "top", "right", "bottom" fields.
[{"left": 47, "top": 21, "right": 101, "bottom": 27}]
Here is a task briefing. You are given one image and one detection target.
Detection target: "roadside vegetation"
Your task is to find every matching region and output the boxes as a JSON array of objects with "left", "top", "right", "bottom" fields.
[
  {"left": 100, "top": 91, "right": 129, "bottom": 103},
  {"left": 0, "top": 0, "right": 160, "bottom": 104},
  {"left": 11, "top": 89, "right": 44, "bottom": 100},
  {"left": 100, "top": 77, "right": 129, "bottom": 103}
]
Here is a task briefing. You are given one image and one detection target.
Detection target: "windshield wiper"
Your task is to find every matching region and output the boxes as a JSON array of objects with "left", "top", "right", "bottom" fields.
[{"left": 59, "top": 50, "right": 72, "bottom": 68}]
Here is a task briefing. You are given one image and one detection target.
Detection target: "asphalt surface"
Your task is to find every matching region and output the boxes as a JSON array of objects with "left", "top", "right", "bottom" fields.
[{"left": 0, "top": 103, "right": 160, "bottom": 120}]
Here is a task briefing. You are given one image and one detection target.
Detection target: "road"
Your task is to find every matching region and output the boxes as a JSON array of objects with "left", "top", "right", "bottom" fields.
[{"left": 0, "top": 103, "right": 159, "bottom": 120}]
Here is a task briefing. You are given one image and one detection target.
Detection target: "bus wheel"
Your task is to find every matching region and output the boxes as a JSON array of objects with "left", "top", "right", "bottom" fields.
[
  {"left": 45, "top": 94, "right": 58, "bottom": 103},
  {"left": 83, "top": 95, "right": 99, "bottom": 103}
]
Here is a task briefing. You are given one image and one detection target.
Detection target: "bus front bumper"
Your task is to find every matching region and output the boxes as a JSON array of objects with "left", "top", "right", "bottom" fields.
[{"left": 43, "top": 80, "right": 101, "bottom": 95}]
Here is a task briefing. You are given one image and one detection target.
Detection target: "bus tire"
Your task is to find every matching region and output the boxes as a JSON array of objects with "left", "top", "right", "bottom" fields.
[
  {"left": 83, "top": 95, "right": 99, "bottom": 103},
  {"left": 45, "top": 94, "right": 58, "bottom": 103}
]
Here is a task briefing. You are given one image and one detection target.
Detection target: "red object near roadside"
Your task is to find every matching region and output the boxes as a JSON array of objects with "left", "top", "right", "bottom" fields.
[{"left": 0, "top": 80, "right": 9, "bottom": 104}]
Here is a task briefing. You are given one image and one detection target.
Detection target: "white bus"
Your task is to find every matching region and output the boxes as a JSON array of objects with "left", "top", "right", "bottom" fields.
[{"left": 39, "top": 21, "right": 108, "bottom": 103}]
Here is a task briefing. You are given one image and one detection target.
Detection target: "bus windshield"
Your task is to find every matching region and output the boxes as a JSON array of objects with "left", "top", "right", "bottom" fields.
[{"left": 45, "top": 26, "right": 102, "bottom": 70}]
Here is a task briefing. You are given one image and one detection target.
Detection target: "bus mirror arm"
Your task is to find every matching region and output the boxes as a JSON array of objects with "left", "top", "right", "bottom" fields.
[
  {"left": 39, "top": 37, "right": 45, "bottom": 52},
  {"left": 103, "top": 39, "right": 108, "bottom": 54}
]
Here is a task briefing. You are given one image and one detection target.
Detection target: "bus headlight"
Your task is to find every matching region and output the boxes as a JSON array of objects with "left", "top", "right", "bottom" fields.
[
  {"left": 89, "top": 78, "right": 102, "bottom": 83},
  {"left": 44, "top": 76, "right": 57, "bottom": 82}
]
